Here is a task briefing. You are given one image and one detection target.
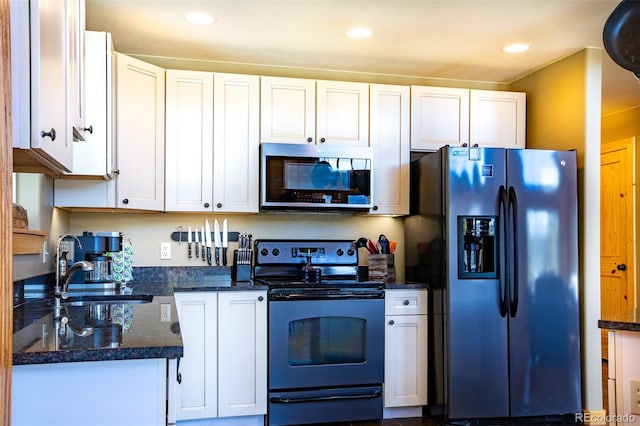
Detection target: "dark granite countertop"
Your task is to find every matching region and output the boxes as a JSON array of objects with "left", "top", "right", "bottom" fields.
[{"left": 598, "top": 309, "right": 640, "bottom": 332}]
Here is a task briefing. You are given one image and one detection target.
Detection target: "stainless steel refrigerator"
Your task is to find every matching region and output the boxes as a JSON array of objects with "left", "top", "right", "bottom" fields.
[{"left": 405, "top": 146, "right": 581, "bottom": 421}]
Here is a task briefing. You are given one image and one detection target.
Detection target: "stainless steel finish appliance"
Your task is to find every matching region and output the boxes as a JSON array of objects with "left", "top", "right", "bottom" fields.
[
  {"left": 260, "top": 143, "right": 373, "bottom": 210},
  {"left": 254, "top": 239, "right": 384, "bottom": 426},
  {"left": 405, "top": 147, "right": 581, "bottom": 421}
]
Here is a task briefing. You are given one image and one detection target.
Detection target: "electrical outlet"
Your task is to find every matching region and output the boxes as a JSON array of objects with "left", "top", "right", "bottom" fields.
[
  {"left": 631, "top": 379, "right": 640, "bottom": 415},
  {"left": 160, "top": 242, "right": 171, "bottom": 260},
  {"left": 160, "top": 303, "right": 171, "bottom": 322}
]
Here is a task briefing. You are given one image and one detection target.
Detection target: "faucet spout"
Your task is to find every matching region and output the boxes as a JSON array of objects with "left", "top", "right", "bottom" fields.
[{"left": 58, "top": 260, "right": 94, "bottom": 300}]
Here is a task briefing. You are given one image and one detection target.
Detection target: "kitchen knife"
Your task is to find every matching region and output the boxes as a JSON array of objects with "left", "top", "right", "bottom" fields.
[
  {"left": 222, "top": 218, "right": 228, "bottom": 266},
  {"left": 187, "top": 226, "right": 192, "bottom": 258},
  {"left": 194, "top": 229, "right": 200, "bottom": 258},
  {"left": 205, "top": 220, "right": 212, "bottom": 265},
  {"left": 201, "top": 226, "right": 206, "bottom": 262},
  {"left": 214, "top": 219, "right": 221, "bottom": 266}
]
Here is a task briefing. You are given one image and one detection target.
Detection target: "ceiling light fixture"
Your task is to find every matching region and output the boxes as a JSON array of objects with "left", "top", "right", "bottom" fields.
[
  {"left": 502, "top": 43, "right": 530, "bottom": 53},
  {"left": 346, "top": 27, "right": 373, "bottom": 39},
  {"left": 185, "top": 12, "right": 216, "bottom": 25}
]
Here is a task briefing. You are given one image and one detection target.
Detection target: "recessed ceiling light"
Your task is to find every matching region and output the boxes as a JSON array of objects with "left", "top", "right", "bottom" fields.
[
  {"left": 346, "top": 27, "right": 373, "bottom": 39},
  {"left": 185, "top": 12, "right": 216, "bottom": 25},
  {"left": 502, "top": 43, "right": 530, "bottom": 53}
]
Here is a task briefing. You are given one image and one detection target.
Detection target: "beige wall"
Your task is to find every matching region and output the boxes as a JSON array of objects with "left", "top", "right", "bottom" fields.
[
  {"left": 602, "top": 106, "right": 640, "bottom": 308},
  {"left": 68, "top": 212, "right": 406, "bottom": 279},
  {"left": 511, "top": 48, "right": 603, "bottom": 413}
]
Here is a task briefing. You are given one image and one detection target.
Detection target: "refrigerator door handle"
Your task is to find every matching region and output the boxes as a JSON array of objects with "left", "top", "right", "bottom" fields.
[
  {"left": 498, "top": 185, "right": 509, "bottom": 317},
  {"left": 508, "top": 186, "right": 519, "bottom": 317}
]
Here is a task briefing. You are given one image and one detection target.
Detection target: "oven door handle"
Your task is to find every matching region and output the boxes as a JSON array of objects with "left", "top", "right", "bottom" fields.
[
  {"left": 270, "top": 292, "right": 384, "bottom": 301},
  {"left": 269, "top": 389, "right": 382, "bottom": 404}
]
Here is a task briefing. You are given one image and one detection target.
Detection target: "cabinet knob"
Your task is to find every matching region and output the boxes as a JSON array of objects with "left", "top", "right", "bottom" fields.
[
  {"left": 258, "top": 296, "right": 264, "bottom": 302},
  {"left": 216, "top": 203, "right": 222, "bottom": 209},
  {"left": 41, "top": 128, "right": 56, "bottom": 141},
  {"left": 204, "top": 203, "right": 210, "bottom": 208},
  {"left": 389, "top": 319, "right": 395, "bottom": 325},
  {"left": 307, "top": 137, "right": 313, "bottom": 143},
  {"left": 372, "top": 205, "right": 379, "bottom": 211},
  {"left": 122, "top": 198, "right": 129, "bottom": 205},
  {"left": 320, "top": 137, "right": 326, "bottom": 143},
  {"left": 84, "top": 125, "right": 94, "bottom": 134},
  {"left": 113, "top": 169, "right": 120, "bottom": 175},
  {"left": 403, "top": 300, "right": 410, "bottom": 305}
]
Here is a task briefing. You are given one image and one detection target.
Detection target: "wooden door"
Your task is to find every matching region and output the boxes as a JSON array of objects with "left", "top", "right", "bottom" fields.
[
  {"left": 600, "top": 137, "right": 636, "bottom": 358},
  {"left": 2, "top": 0, "right": 13, "bottom": 423}
]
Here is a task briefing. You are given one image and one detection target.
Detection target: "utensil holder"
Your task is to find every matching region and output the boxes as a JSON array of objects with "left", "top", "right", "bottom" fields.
[
  {"left": 368, "top": 254, "right": 395, "bottom": 283},
  {"left": 232, "top": 250, "right": 252, "bottom": 282}
]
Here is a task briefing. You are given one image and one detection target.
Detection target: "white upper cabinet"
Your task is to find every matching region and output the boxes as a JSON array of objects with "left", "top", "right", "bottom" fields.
[
  {"left": 165, "top": 71, "right": 259, "bottom": 213},
  {"left": 469, "top": 89, "right": 526, "bottom": 149},
  {"left": 316, "top": 80, "right": 369, "bottom": 146},
  {"left": 11, "top": 0, "right": 75, "bottom": 173},
  {"left": 260, "top": 77, "right": 369, "bottom": 146},
  {"left": 115, "top": 53, "right": 165, "bottom": 211},
  {"left": 68, "top": 30, "right": 114, "bottom": 178},
  {"left": 67, "top": 0, "right": 87, "bottom": 143},
  {"left": 260, "top": 76, "right": 316, "bottom": 144},
  {"left": 369, "top": 84, "right": 410, "bottom": 215},
  {"left": 410, "top": 86, "right": 470, "bottom": 151},
  {"left": 165, "top": 70, "right": 214, "bottom": 212},
  {"left": 411, "top": 86, "right": 526, "bottom": 151},
  {"left": 212, "top": 73, "right": 260, "bottom": 213}
]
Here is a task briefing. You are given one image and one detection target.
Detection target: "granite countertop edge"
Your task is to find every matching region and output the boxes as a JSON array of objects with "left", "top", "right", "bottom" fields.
[{"left": 598, "top": 309, "right": 640, "bottom": 332}]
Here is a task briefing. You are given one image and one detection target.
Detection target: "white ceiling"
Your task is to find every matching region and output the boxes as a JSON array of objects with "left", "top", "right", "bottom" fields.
[{"left": 85, "top": 0, "right": 640, "bottom": 117}]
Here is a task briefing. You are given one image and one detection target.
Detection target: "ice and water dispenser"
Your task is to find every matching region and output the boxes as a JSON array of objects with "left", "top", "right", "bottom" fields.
[{"left": 457, "top": 216, "right": 497, "bottom": 279}]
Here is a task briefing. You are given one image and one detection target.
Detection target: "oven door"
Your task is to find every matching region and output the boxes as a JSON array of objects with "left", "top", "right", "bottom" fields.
[{"left": 268, "top": 297, "right": 384, "bottom": 389}]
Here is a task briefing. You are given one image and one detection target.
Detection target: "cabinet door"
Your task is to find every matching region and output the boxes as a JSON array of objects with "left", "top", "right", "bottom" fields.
[
  {"left": 66, "top": 0, "right": 86, "bottom": 142},
  {"left": 29, "top": 0, "right": 72, "bottom": 171},
  {"left": 115, "top": 53, "right": 165, "bottom": 210},
  {"left": 470, "top": 90, "right": 526, "bottom": 149},
  {"left": 261, "top": 76, "right": 316, "bottom": 144},
  {"left": 369, "top": 84, "right": 410, "bottom": 215},
  {"left": 316, "top": 80, "right": 369, "bottom": 146},
  {"left": 69, "top": 30, "right": 113, "bottom": 177},
  {"left": 410, "top": 86, "right": 470, "bottom": 151},
  {"left": 213, "top": 73, "right": 260, "bottom": 213},
  {"left": 165, "top": 70, "right": 214, "bottom": 212},
  {"left": 174, "top": 292, "right": 218, "bottom": 420},
  {"left": 218, "top": 291, "right": 267, "bottom": 417},
  {"left": 384, "top": 314, "right": 428, "bottom": 408}
]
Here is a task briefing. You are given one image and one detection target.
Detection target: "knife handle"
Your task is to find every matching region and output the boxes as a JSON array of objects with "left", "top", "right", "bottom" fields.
[
  {"left": 195, "top": 242, "right": 200, "bottom": 258},
  {"left": 222, "top": 248, "right": 228, "bottom": 266},
  {"left": 215, "top": 247, "right": 220, "bottom": 266},
  {"left": 207, "top": 247, "right": 212, "bottom": 265},
  {"left": 188, "top": 243, "right": 192, "bottom": 259}
]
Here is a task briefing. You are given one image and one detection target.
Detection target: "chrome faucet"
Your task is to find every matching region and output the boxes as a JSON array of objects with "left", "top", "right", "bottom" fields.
[
  {"left": 58, "top": 260, "right": 94, "bottom": 300},
  {"left": 54, "top": 234, "right": 93, "bottom": 302}
]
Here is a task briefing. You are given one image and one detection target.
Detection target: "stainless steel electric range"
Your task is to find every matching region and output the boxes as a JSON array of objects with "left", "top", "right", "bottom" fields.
[{"left": 253, "top": 239, "right": 385, "bottom": 426}]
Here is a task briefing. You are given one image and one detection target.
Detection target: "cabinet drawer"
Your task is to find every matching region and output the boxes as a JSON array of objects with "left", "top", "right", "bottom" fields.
[{"left": 385, "top": 289, "right": 427, "bottom": 316}]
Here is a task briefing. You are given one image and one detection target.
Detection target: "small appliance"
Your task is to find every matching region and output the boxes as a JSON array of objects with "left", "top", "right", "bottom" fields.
[
  {"left": 67, "top": 231, "right": 123, "bottom": 290},
  {"left": 260, "top": 143, "right": 373, "bottom": 211}
]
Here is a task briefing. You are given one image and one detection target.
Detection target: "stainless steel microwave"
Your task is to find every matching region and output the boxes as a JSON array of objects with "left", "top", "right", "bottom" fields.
[{"left": 260, "top": 143, "right": 373, "bottom": 211}]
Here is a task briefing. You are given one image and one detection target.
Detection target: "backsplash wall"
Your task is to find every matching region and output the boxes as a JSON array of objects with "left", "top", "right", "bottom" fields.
[{"left": 69, "top": 212, "right": 406, "bottom": 281}]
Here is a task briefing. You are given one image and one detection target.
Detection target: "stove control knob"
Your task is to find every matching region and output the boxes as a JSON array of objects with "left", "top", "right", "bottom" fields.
[
  {"left": 260, "top": 248, "right": 269, "bottom": 257},
  {"left": 336, "top": 249, "right": 344, "bottom": 256},
  {"left": 272, "top": 248, "right": 280, "bottom": 256},
  {"left": 347, "top": 248, "right": 355, "bottom": 256}
]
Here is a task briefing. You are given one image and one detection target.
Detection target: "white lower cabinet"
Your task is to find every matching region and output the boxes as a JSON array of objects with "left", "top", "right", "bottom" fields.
[
  {"left": 383, "top": 289, "right": 428, "bottom": 418},
  {"left": 12, "top": 359, "right": 169, "bottom": 426},
  {"left": 174, "top": 291, "right": 267, "bottom": 424}
]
